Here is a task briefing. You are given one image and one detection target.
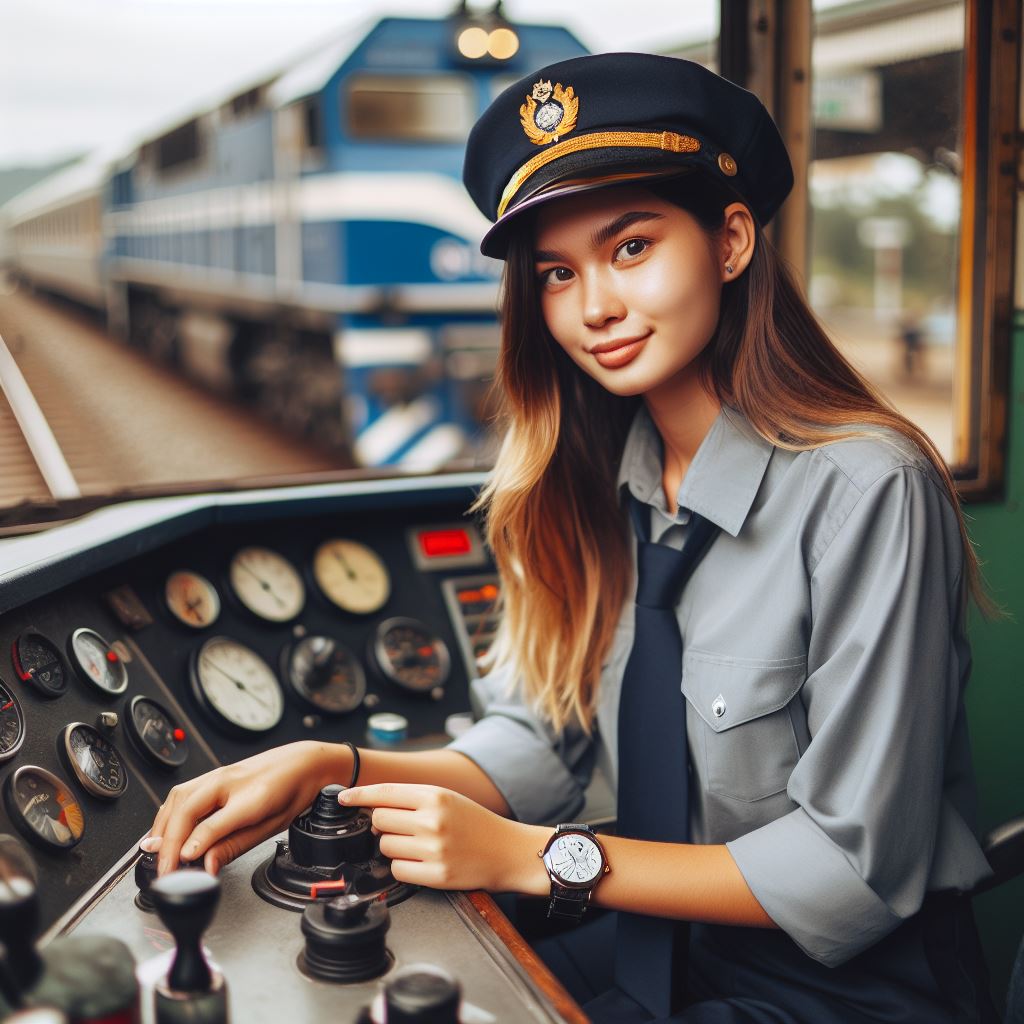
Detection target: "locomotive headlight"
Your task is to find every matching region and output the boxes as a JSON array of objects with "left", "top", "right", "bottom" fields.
[
  {"left": 487, "top": 27, "right": 519, "bottom": 60},
  {"left": 456, "top": 24, "right": 519, "bottom": 61},
  {"left": 458, "top": 26, "right": 489, "bottom": 59}
]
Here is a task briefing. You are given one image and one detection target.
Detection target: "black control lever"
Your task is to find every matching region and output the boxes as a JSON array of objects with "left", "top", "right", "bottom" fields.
[
  {"left": 0, "top": 834, "right": 42, "bottom": 998},
  {"left": 150, "top": 869, "right": 228, "bottom": 1024}
]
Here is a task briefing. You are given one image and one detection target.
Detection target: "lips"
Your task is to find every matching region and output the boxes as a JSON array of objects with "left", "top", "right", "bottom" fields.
[{"left": 589, "top": 333, "right": 650, "bottom": 369}]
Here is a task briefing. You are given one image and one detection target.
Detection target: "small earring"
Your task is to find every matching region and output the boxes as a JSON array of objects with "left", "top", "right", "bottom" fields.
[{"left": 725, "top": 264, "right": 735, "bottom": 274}]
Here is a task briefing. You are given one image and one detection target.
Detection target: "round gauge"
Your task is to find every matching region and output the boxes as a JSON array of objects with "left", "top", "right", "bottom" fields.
[
  {"left": 61, "top": 723, "right": 128, "bottom": 800},
  {"left": 228, "top": 547, "right": 305, "bottom": 623},
  {"left": 11, "top": 630, "right": 68, "bottom": 700},
  {"left": 165, "top": 570, "right": 220, "bottom": 629},
  {"left": 124, "top": 695, "right": 189, "bottom": 770},
  {"left": 0, "top": 680, "right": 26, "bottom": 762},
  {"left": 312, "top": 539, "right": 391, "bottom": 615},
  {"left": 191, "top": 636, "right": 284, "bottom": 734},
  {"left": 371, "top": 618, "right": 450, "bottom": 693},
  {"left": 3, "top": 765, "right": 85, "bottom": 851},
  {"left": 67, "top": 629, "right": 128, "bottom": 697},
  {"left": 282, "top": 635, "right": 367, "bottom": 716}
]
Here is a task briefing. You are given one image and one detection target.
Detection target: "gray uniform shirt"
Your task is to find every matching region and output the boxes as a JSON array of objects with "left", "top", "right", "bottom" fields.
[{"left": 447, "top": 404, "right": 991, "bottom": 967}]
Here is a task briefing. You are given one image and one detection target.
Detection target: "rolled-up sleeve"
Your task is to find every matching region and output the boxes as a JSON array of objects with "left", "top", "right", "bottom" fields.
[
  {"left": 727, "top": 464, "right": 990, "bottom": 966},
  {"left": 446, "top": 660, "right": 595, "bottom": 824}
]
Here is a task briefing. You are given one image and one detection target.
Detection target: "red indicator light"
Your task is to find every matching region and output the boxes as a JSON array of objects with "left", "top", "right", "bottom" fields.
[
  {"left": 417, "top": 646, "right": 434, "bottom": 658},
  {"left": 173, "top": 728, "right": 186, "bottom": 742},
  {"left": 418, "top": 529, "right": 471, "bottom": 558},
  {"left": 480, "top": 584, "right": 499, "bottom": 600},
  {"left": 106, "top": 650, "right": 119, "bottom": 663},
  {"left": 458, "top": 589, "right": 482, "bottom": 604}
]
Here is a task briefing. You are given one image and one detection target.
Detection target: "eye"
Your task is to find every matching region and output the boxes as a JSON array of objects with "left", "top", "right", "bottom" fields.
[
  {"left": 614, "top": 237, "right": 650, "bottom": 261},
  {"left": 538, "top": 266, "right": 574, "bottom": 287}
]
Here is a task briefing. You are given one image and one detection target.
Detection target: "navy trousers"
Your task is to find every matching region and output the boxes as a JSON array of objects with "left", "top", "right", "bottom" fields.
[{"left": 533, "top": 894, "right": 998, "bottom": 1023}]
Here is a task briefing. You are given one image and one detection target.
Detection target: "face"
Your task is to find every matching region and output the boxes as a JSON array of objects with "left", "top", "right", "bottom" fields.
[{"left": 533, "top": 187, "right": 724, "bottom": 401}]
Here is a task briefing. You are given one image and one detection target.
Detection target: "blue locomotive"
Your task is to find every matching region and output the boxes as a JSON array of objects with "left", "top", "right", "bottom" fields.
[{"left": 2, "top": 6, "right": 586, "bottom": 467}]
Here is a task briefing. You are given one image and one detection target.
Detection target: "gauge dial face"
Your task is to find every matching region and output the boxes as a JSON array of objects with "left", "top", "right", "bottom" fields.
[
  {"left": 371, "top": 618, "right": 450, "bottom": 693},
  {"left": 0, "top": 680, "right": 26, "bottom": 762},
  {"left": 67, "top": 629, "right": 128, "bottom": 696},
  {"left": 165, "top": 570, "right": 220, "bottom": 629},
  {"left": 12, "top": 631, "right": 68, "bottom": 699},
  {"left": 547, "top": 834, "right": 603, "bottom": 884},
  {"left": 62, "top": 723, "right": 128, "bottom": 799},
  {"left": 125, "top": 695, "right": 189, "bottom": 770},
  {"left": 228, "top": 547, "right": 305, "bottom": 623},
  {"left": 283, "top": 636, "right": 367, "bottom": 715},
  {"left": 312, "top": 539, "right": 391, "bottom": 615},
  {"left": 192, "top": 636, "right": 284, "bottom": 734},
  {"left": 3, "top": 765, "right": 85, "bottom": 851}
]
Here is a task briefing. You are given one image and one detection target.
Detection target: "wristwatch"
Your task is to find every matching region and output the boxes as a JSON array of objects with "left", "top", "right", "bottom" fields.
[{"left": 539, "top": 823, "right": 610, "bottom": 921}]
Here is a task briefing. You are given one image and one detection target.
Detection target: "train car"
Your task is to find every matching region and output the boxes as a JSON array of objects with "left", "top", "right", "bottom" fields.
[
  {"left": 2, "top": 154, "right": 109, "bottom": 310},
  {"left": 0, "top": 1, "right": 1021, "bottom": 1022},
  {"left": 3, "top": 6, "right": 587, "bottom": 469}
]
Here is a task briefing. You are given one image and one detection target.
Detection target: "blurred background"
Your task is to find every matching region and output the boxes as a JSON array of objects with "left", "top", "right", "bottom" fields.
[{"left": 0, "top": 0, "right": 964, "bottom": 523}]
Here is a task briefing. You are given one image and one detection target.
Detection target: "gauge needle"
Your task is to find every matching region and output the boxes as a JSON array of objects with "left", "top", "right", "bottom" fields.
[
  {"left": 204, "top": 658, "right": 272, "bottom": 710},
  {"left": 332, "top": 550, "right": 357, "bottom": 580},
  {"left": 237, "top": 562, "right": 286, "bottom": 608}
]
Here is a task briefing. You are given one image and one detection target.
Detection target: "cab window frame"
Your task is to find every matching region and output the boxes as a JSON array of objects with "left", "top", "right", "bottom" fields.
[{"left": 722, "top": 0, "right": 1019, "bottom": 499}]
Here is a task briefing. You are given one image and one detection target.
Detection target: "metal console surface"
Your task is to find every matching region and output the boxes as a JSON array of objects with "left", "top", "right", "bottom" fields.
[{"left": 64, "top": 837, "right": 573, "bottom": 1023}]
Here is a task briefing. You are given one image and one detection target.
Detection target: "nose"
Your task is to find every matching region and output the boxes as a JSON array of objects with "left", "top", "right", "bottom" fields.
[{"left": 581, "top": 268, "right": 626, "bottom": 329}]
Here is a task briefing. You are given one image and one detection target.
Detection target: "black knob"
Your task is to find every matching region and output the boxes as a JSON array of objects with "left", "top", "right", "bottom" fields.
[
  {"left": 300, "top": 893, "right": 390, "bottom": 983},
  {"left": 310, "top": 784, "right": 351, "bottom": 828},
  {"left": 134, "top": 850, "right": 158, "bottom": 911},
  {"left": 149, "top": 870, "right": 220, "bottom": 993},
  {"left": 26, "top": 936, "right": 138, "bottom": 1020},
  {"left": 0, "top": 834, "right": 42, "bottom": 994},
  {"left": 287, "top": 785, "right": 374, "bottom": 868},
  {"left": 385, "top": 964, "right": 461, "bottom": 1023}
]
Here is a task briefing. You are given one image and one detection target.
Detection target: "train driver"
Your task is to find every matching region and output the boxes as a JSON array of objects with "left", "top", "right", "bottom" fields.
[{"left": 145, "top": 53, "right": 998, "bottom": 1023}]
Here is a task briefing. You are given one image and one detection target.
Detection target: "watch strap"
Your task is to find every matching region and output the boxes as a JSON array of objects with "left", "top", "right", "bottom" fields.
[{"left": 547, "top": 883, "right": 593, "bottom": 921}]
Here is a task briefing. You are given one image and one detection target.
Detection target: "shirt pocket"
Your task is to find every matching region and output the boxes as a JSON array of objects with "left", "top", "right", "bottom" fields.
[{"left": 681, "top": 650, "right": 806, "bottom": 803}]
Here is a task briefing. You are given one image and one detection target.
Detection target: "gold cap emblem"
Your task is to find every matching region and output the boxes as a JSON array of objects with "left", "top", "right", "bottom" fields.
[
  {"left": 718, "top": 152, "right": 738, "bottom": 176},
  {"left": 520, "top": 80, "right": 579, "bottom": 146}
]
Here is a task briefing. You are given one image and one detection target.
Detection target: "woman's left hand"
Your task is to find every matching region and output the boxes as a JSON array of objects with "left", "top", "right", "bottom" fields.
[{"left": 339, "top": 783, "right": 547, "bottom": 894}]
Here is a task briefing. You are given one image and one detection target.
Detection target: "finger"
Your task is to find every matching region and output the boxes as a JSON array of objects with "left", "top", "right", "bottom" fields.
[
  {"left": 378, "top": 833, "right": 431, "bottom": 862},
  {"left": 370, "top": 807, "right": 419, "bottom": 836},
  {"left": 387, "top": 859, "right": 446, "bottom": 888},
  {"left": 158, "top": 783, "right": 227, "bottom": 875},
  {"left": 176, "top": 789, "right": 272, "bottom": 864},
  {"left": 204, "top": 811, "right": 292, "bottom": 875},
  {"left": 340, "top": 783, "right": 436, "bottom": 811}
]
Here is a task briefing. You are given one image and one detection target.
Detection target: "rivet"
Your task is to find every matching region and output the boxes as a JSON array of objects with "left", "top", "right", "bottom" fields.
[{"left": 718, "top": 152, "right": 738, "bottom": 177}]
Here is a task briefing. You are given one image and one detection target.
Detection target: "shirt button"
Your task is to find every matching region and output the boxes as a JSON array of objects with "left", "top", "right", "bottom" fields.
[{"left": 712, "top": 695, "right": 726, "bottom": 719}]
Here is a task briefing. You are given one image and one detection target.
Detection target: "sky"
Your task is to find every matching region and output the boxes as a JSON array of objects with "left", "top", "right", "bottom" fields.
[{"left": 0, "top": 0, "right": 718, "bottom": 167}]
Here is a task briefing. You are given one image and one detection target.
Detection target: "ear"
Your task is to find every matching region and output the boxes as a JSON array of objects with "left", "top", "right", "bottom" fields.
[{"left": 719, "top": 202, "right": 756, "bottom": 282}]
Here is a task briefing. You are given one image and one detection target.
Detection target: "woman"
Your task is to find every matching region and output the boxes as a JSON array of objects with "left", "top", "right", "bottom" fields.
[{"left": 147, "top": 54, "right": 996, "bottom": 1022}]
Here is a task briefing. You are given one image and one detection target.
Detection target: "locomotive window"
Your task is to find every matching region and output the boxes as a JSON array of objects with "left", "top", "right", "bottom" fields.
[
  {"left": 345, "top": 75, "right": 475, "bottom": 142},
  {"left": 155, "top": 119, "right": 202, "bottom": 174},
  {"left": 802, "top": 0, "right": 1017, "bottom": 495},
  {"left": 807, "top": 0, "right": 965, "bottom": 464}
]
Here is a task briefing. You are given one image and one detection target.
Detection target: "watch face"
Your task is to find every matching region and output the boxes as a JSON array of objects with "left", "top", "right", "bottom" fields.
[{"left": 548, "top": 833, "right": 603, "bottom": 885}]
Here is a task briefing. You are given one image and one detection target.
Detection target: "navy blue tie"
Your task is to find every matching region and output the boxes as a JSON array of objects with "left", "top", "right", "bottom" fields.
[{"left": 614, "top": 500, "right": 719, "bottom": 1018}]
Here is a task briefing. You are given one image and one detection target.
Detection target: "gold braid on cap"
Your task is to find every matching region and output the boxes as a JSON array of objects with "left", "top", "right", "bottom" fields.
[{"left": 497, "top": 131, "right": 701, "bottom": 218}]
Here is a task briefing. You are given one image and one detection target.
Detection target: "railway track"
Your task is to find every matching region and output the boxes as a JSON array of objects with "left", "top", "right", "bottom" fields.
[{"left": 0, "top": 290, "right": 350, "bottom": 526}]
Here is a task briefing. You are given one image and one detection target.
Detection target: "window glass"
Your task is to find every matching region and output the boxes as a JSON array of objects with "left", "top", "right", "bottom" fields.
[
  {"left": 809, "top": 0, "right": 965, "bottom": 461},
  {"left": 346, "top": 75, "right": 474, "bottom": 142}
]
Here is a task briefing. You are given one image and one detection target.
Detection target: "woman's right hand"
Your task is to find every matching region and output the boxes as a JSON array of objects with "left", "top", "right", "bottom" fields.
[{"left": 147, "top": 740, "right": 347, "bottom": 876}]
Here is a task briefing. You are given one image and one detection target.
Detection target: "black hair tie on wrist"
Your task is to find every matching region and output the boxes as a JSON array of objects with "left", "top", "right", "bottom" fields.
[{"left": 341, "top": 740, "right": 360, "bottom": 789}]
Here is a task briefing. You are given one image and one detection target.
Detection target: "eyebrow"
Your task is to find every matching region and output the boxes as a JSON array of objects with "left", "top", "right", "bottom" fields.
[{"left": 534, "top": 210, "right": 666, "bottom": 263}]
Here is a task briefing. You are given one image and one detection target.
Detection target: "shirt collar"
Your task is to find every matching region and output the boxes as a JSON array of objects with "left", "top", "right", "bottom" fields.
[{"left": 617, "top": 404, "right": 775, "bottom": 537}]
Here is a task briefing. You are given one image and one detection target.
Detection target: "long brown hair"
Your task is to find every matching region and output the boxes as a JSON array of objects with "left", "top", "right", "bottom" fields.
[{"left": 475, "top": 175, "right": 990, "bottom": 734}]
